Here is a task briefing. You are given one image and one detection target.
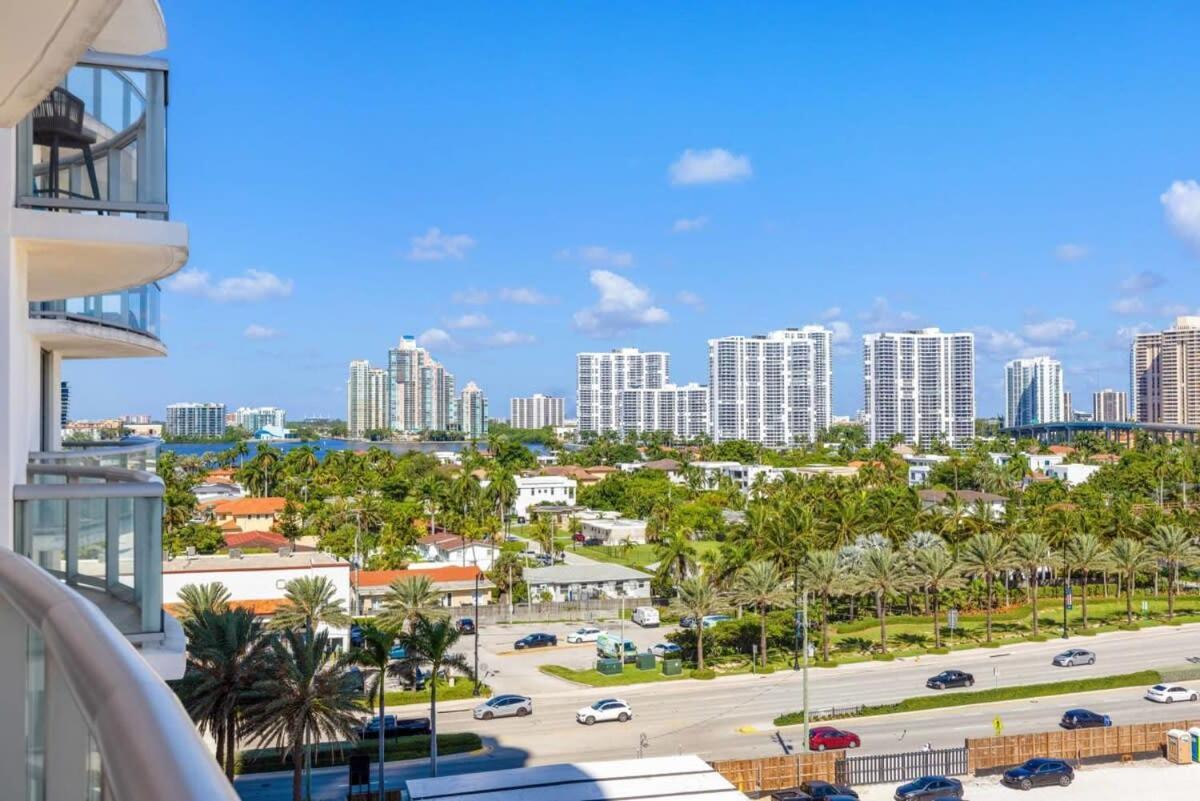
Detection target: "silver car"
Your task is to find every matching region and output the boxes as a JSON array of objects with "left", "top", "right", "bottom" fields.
[
  {"left": 1052, "top": 648, "right": 1095, "bottom": 667},
  {"left": 473, "top": 694, "right": 533, "bottom": 720}
]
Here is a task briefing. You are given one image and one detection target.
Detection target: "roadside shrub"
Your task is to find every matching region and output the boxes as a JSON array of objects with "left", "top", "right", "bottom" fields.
[
  {"left": 813, "top": 660, "right": 840, "bottom": 668},
  {"left": 925, "top": 647, "right": 950, "bottom": 655},
  {"left": 1118, "top": 623, "right": 1140, "bottom": 631},
  {"left": 872, "top": 652, "right": 896, "bottom": 661},
  {"left": 979, "top": 640, "right": 1003, "bottom": 648},
  {"left": 1027, "top": 634, "right": 1049, "bottom": 642},
  {"left": 759, "top": 665, "right": 776, "bottom": 674},
  {"left": 690, "top": 668, "right": 716, "bottom": 680},
  {"left": 1074, "top": 628, "right": 1098, "bottom": 637}
]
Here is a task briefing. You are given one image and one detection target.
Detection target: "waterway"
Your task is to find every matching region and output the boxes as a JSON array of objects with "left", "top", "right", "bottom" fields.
[{"left": 160, "top": 438, "right": 547, "bottom": 460}]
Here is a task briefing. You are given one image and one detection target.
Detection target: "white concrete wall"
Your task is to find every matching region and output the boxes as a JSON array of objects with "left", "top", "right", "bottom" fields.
[{"left": 514, "top": 477, "right": 577, "bottom": 521}]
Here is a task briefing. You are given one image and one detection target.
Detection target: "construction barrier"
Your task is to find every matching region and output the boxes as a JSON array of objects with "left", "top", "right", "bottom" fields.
[
  {"left": 709, "top": 751, "right": 841, "bottom": 793},
  {"left": 966, "top": 718, "right": 1200, "bottom": 772}
]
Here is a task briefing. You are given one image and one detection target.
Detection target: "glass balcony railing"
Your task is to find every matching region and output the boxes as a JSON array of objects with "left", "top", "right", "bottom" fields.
[
  {"left": 30, "top": 437, "right": 160, "bottom": 472},
  {"left": 29, "top": 283, "right": 161, "bottom": 340},
  {"left": 15, "top": 53, "right": 167, "bottom": 219},
  {"left": 13, "top": 463, "right": 164, "bottom": 639}
]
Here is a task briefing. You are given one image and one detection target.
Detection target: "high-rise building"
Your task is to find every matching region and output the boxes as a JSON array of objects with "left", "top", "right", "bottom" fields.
[
  {"left": 510, "top": 394, "right": 565, "bottom": 429},
  {"left": 60, "top": 380, "right": 69, "bottom": 425},
  {"left": 388, "top": 336, "right": 456, "bottom": 432},
  {"left": 459, "top": 381, "right": 489, "bottom": 439},
  {"left": 346, "top": 360, "right": 390, "bottom": 437},
  {"left": 1004, "top": 356, "right": 1065, "bottom": 427},
  {"left": 863, "top": 328, "right": 975, "bottom": 447},
  {"left": 1062, "top": 391, "right": 1073, "bottom": 421},
  {"left": 576, "top": 348, "right": 670, "bottom": 436},
  {"left": 166, "top": 403, "right": 227, "bottom": 438},
  {"left": 1132, "top": 317, "right": 1200, "bottom": 424},
  {"left": 1092, "top": 388, "right": 1129, "bottom": 423},
  {"left": 234, "top": 405, "right": 286, "bottom": 431},
  {"left": 620, "top": 382, "right": 710, "bottom": 441},
  {"left": 707, "top": 327, "right": 833, "bottom": 446}
]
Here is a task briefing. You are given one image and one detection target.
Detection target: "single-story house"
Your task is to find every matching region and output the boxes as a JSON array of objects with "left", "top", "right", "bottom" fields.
[
  {"left": 354, "top": 565, "right": 493, "bottom": 613},
  {"left": 417, "top": 530, "right": 498, "bottom": 569},
  {"left": 917, "top": 489, "right": 1007, "bottom": 516},
  {"left": 524, "top": 563, "right": 652, "bottom": 602},
  {"left": 580, "top": 517, "right": 647, "bottom": 545},
  {"left": 1046, "top": 463, "right": 1101, "bottom": 487}
]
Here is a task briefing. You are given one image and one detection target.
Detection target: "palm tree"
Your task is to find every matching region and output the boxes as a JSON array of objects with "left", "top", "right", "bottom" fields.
[
  {"left": 344, "top": 623, "right": 395, "bottom": 800},
  {"left": 175, "top": 581, "right": 231, "bottom": 624},
  {"left": 1148, "top": 524, "right": 1200, "bottom": 620},
  {"left": 530, "top": 513, "right": 556, "bottom": 559},
  {"left": 393, "top": 615, "right": 473, "bottom": 777},
  {"left": 853, "top": 546, "right": 913, "bottom": 653},
  {"left": 243, "top": 628, "right": 363, "bottom": 801},
  {"left": 731, "top": 561, "right": 790, "bottom": 667},
  {"left": 797, "top": 549, "right": 846, "bottom": 661},
  {"left": 379, "top": 575, "right": 442, "bottom": 632},
  {"left": 959, "top": 533, "right": 1013, "bottom": 643},
  {"left": 675, "top": 577, "right": 721, "bottom": 670},
  {"left": 910, "top": 547, "right": 965, "bottom": 648},
  {"left": 1010, "top": 533, "right": 1055, "bottom": 636},
  {"left": 417, "top": 474, "right": 446, "bottom": 538},
  {"left": 1108, "top": 537, "right": 1155, "bottom": 625},
  {"left": 486, "top": 468, "right": 518, "bottom": 539},
  {"left": 654, "top": 529, "right": 698, "bottom": 585},
  {"left": 271, "top": 575, "right": 352, "bottom": 632},
  {"left": 1062, "top": 533, "right": 1110, "bottom": 628},
  {"left": 174, "top": 608, "right": 270, "bottom": 779}
]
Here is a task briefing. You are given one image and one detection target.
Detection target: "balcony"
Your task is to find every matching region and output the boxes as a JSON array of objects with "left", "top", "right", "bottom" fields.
[
  {"left": 14, "top": 53, "right": 188, "bottom": 301},
  {"left": 29, "top": 282, "right": 164, "bottom": 358},
  {"left": 31, "top": 437, "right": 160, "bottom": 472}
]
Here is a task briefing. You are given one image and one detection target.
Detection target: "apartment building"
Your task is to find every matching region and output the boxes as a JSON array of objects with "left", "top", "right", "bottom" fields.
[
  {"left": 388, "top": 335, "right": 456, "bottom": 432},
  {"left": 0, "top": 4, "right": 235, "bottom": 797},
  {"left": 707, "top": 327, "right": 833, "bottom": 446},
  {"left": 576, "top": 348, "right": 670, "bottom": 436},
  {"left": 233, "top": 405, "right": 286, "bottom": 431},
  {"left": 459, "top": 380, "right": 488, "bottom": 439},
  {"left": 1132, "top": 317, "right": 1200, "bottom": 424},
  {"left": 1004, "top": 356, "right": 1065, "bottom": 427},
  {"left": 1092, "top": 388, "right": 1129, "bottom": 423},
  {"left": 166, "top": 401, "right": 226, "bottom": 437},
  {"left": 346, "top": 359, "right": 390, "bottom": 437},
  {"left": 510, "top": 393, "right": 565, "bottom": 429},
  {"left": 618, "top": 382, "right": 710, "bottom": 441},
  {"left": 863, "top": 328, "right": 975, "bottom": 447}
]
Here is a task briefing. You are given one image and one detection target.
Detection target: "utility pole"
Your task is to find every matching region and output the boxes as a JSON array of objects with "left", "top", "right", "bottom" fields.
[
  {"left": 802, "top": 589, "right": 810, "bottom": 750},
  {"left": 473, "top": 564, "right": 481, "bottom": 696},
  {"left": 1062, "top": 574, "right": 1070, "bottom": 639},
  {"left": 507, "top": 563, "right": 514, "bottom": 623}
]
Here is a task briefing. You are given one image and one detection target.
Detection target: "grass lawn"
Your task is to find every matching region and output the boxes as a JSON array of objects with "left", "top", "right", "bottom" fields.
[
  {"left": 565, "top": 539, "right": 721, "bottom": 570},
  {"left": 236, "top": 732, "right": 482, "bottom": 775},
  {"left": 361, "top": 680, "right": 490, "bottom": 709},
  {"left": 540, "top": 663, "right": 693, "bottom": 686}
]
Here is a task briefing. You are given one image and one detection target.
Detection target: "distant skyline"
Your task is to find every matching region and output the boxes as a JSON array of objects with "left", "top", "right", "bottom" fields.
[{"left": 65, "top": 2, "right": 1200, "bottom": 420}]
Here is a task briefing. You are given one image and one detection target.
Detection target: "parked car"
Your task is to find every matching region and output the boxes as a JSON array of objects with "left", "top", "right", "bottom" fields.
[
  {"left": 345, "top": 666, "right": 365, "bottom": 696},
  {"left": 521, "top": 549, "right": 541, "bottom": 560},
  {"left": 652, "top": 642, "right": 682, "bottom": 658},
  {"left": 358, "top": 715, "right": 431, "bottom": 739},
  {"left": 1052, "top": 648, "right": 1095, "bottom": 667},
  {"left": 893, "top": 776, "right": 963, "bottom": 801},
  {"left": 1001, "top": 758, "right": 1074, "bottom": 790},
  {"left": 808, "top": 726, "right": 861, "bottom": 751},
  {"left": 596, "top": 635, "right": 638, "bottom": 663},
  {"left": 515, "top": 632, "right": 557, "bottom": 650},
  {"left": 769, "top": 791, "right": 812, "bottom": 801},
  {"left": 1059, "top": 708, "right": 1111, "bottom": 729},
  {"left": 567, "top": 626, "right": 606, "bottom": 643},
  {"left": 391, "top": 664, "right": 430, "bottom": 691},
  {"left": 349, "top": 624, "right": 364, "bottom": 648},
  {"left": 701, "top": 614, "right": 731, "bottom": 629},
  {"left": 388, "top": 644, "right": 408, "bottom": 660},
  {"left": 535, "top": 554, "right": 553, "bottom": 566},
  {"left": 456, "top": 618, "right": 476, "bottom": 635},
  {"left": 473, "top": 694, "right": 533, "bottom": 720},
  {"left": 506, "top": 534, "right": 521, "bottom": 542},
  {"left": 632, "top": 606, "right": 661, "bottom": 627},
  {"left": 1146, "top": 683, "right": 1200, "bottom": 703},
  {"left": 925, "top": 670, "right": 974, "bottom": 689},
  {"left": 679, "top": 616, "right": 697, "bottom": 629},
  {"left": 800, "top": 780, "right": 859, "bottom": 799},
  {"left": 576, "top": 698, "right": 633, "bottom": 725}
]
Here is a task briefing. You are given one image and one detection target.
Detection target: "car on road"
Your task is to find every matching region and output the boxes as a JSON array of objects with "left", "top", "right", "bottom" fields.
[
  {"left": 1146, "top": 683, "right": 1199, "bottom": 703},
  {"left": 701, "top": 614, "right": 732, "bottom": 629},
  {"left": 800, "top": 780, "right": 859, "bottom": 799},
  {"left": 1051, "top": 648, "right": 1095, "bottom": 667},
  {"left": 473, "top": 694, "right": 533, "bottom": 720},
  {"left": 514, "top": 632, "right": 557, "bottom": 650},
  {"left": 893, "top": 776, "right": 963, "bottom": 801},
  {"left": 808, "top": 726, "right": 861, "bottom": 751},
  {"left": 576, "top": 698, "right": 633, "bottom": 725},
  {"left": 1059, "top": 708, "right": 1111, "bottom": 729},
  {"left": 358, "top": 715, "right": 432, "bottom": 739},
  {"left": 567, "top": 626, "right": 606, "bottom": 643},
  {"left": 651, "top": 642, "right": 682, "bottom": 658},
  {"left": 456, "top": 618, "right": 476, "bottom": 635},
  {"left": 1001, "top": 758, "right": 1074, "bottom": 790},
  {"left": 679, "top": 616, "right": 697, "bottom": 628},
  {"left": 925, "top": 670, "right": 974, "bottom": 689}
]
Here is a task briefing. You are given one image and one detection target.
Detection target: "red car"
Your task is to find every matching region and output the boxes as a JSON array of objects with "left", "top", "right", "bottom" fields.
[{"left": 808, "top": 726, "right": 860, "bottom": 751}]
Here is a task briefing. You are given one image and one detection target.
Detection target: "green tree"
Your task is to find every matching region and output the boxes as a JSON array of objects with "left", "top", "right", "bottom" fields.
[
  {"left": 853, "top": 546, "right": 913, "bottom": 653},
  {"left": 1148, "top": 524, "right": 1200, "bottom": 620},
  {"left": 675, "top": 577, "right": 721, "bottom": 670},
  {"left": 910, "top": 546, "right": 965, "bottom": 648},
  {"left": 1062, "top": 533, "right": 1110, "bottom": 627},
  {"left": 175, "top": 581, "right": 231, "bottom": 624},
  {"left": 378, "top": 575, "right": 442, "bottom": 632},
  {"left": 1107, "top": 537, "right": 1155, "bottom": 625},
  {"left": 392, "top": 616, "right": 474, "bottom": 777},
  {"left": 730, "top": 561, "right": 791, "bottom": 667},
  {"left": 344, "top": 623, "right": 395, "bottom": 800},
  {"left": 1010, "top": 532, "right": 1055, "bottom": 637},
  {"left": 654, "top": 530, "right": 698, "bottom": 584},
  {"left": 797, "top": 549, "right": 847, "bottom": 661},
  {"left": 270, "top": 575, "right": 352, "bottom": 632},
  {"left": 959, "top": 533, "right": 1013, "bottom": 643}
]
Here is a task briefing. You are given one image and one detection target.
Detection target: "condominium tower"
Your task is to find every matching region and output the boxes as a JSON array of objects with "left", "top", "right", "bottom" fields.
[
  {"left": 1004, "top": 356, "right": 1065, "bottom": 427},
  {"left": 576, "top": 348, "right": 670, "bottom": 435},
  {"left": 1132, "top": 317, "right": 1200, "bottom": 424},
  {"left": 166, "top": 402, "right": 227, "bottom": 438},
  {"left": 459, "top": 381, "right": 489, "bottom": 439},
  {"left": 620, "top": 382, "right": 711, "bottom": 441},
  {"left": 234, "top": 405, "right": 286, "bottom": 431},
  {"left": 863, "top": 328, "right": 975, "bottom": 447},
  {"left": 1092, "top": 388, "right": 1129, "bottom": 423},
  {"left": 707, "top": 327, "right": 833, "bottom": 446},
  {"left": 346, "top": 360, "right": 390, "bottom": 437},
  {"left": 510, "top": 394, "right": 565, "bottom": 429},
  {"left": 388, "top": 336, "right": 456, "bottom": 432}
]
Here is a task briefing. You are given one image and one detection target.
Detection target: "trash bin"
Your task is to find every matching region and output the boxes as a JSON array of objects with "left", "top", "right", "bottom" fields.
[
  {"left": 1167, "top": 729, "right": 1192, "bottom": 764},
  {"left": 662, "top": 658, "right": 682, "bottom": 676},
  {"left": 636, "top": 652, "right": 656, "bottom": 670},
  {"left": 596, "top": 658, "right": 623, "bottom": 675},
  {"left": 1189, "top": 727, "right": 1200, "bottom": 762}
]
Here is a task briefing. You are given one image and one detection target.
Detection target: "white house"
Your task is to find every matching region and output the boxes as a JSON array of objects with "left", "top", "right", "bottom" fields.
[
  {"left": 580, "top": 517, "right": 647, "bottom": 545},
  {"left": 991, "top": 452, "right": 1064, "bottom": 473},
  {"left": 524, "top": 563, "right": 652, "bottom": 602},
  {"left": 904, "top": 453, "right": 951, "bottom": 486},
  {"left": 417, "top": 530, "right": 498, "bottom": 570},
  {"left": 514, "top": 475, "right": 577, "bottom": 522},
  {"left": 1046, "top": 463, "right": 1101, "bottom": 487},
  {"left": 917, "top": 489, "right": 1007, "bottom": 517}
]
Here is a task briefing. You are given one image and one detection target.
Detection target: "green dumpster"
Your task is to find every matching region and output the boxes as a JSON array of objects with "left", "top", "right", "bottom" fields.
[
  {"left": 662, "top": 658, "right": 682, "bottom": 676},
  {"left": 596, "top": 658, "right": 623, "bottom": 675},
  {"left": 636, "top": 652, "right": 656, "bottom": 671}
]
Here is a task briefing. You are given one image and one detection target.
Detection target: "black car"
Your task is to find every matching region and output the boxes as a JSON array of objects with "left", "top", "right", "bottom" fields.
[
  {"left": 1059, "top": 708, "right": 1111, "bottom": 730},
  {"left": 1002, "top": 758, "right": 1074, "bottom": 790},
  {"left": 801, "top": 781, "right": 859, "bottom": 800},
  {"left": 893, "top": 776, "right": 963, "bottom": 801},
  {"left": 457, "top": 617, "right": 476, "bottom": 635},
  {"left": 515, "top": 632, "right": 557, "bottom": 650},
  {"left": 925, "top": 670, "right": 974, "bottom": 690},
  {"left": 358, "top": 715, "right": 432, "bottom": 739},
  {"left": 769, "top": 792, "right": 812, "bottom": 801}
]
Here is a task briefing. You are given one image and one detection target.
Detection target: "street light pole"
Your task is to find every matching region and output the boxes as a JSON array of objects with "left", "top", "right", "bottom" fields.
[
  {"left": 802, "top": 589, "right": 810, "bottom": 751},
  {"left": 473, "top": 568, "right": 481, "bottom": 696},
  {"left": 1062, "top": 573, "right": 1070, "bottom": 640}
]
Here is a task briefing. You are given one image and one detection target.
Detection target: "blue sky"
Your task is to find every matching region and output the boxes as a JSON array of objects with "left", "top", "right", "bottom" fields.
[{"left": 67, "top": 1, "right": 1200, "bottom": 421}]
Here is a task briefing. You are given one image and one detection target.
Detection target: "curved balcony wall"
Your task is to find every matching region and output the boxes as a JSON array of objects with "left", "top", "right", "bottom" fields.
[
  {"left": 30, "top": 282, "right": 161, "bottom": 341},
  {"left": 30, "top": 437, "right": 160, "bottom": 473}
]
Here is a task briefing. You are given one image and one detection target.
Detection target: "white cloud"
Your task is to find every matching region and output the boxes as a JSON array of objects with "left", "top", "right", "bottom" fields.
[
  {"left": 452, "top": 288, "right": 490, "bottom": 304},
  {"left": 166, "top": 268, "right": 293, "bottom": 302},
  {"left": 498, "top": 287, "right": 555, "bottom": 305},
  {"left": 859, "top": 296, "right": 919, "bottom": 330},
  {"left": 483, "top": 330, "right": 536, "bottom": 347},
  {"left": 672, "top": 216, "right": 709, "bottom": 233},
  {"left": 677, "top": 290, "right": 705, "bottom": 311},
  {"left": 416, "top": 328, "right": 458, "bottom": 350},
  {"left": 1161, "top": 303, "right": 1197, "bottom": 316},
  {"left": 668, "top": 148, "right": 753, "bottom": 185},
  {"left": 828, "top": 320, "right": 852, "bottom": 344},
  {"left": 974, "top": 326, "right": 1028, "bottom": 356},
  {"left": 558, "top": 245, "right": 634, "bottom": 268},
  {"left": 1119, "top": 270, "right": 1166, "bottom": 293},
  {"left": 821, "top": 306, "right": 843, "bottom": 320},
  {"left": 1110, "top": 297, "right": 1145, "bottom": 315},
  {"left": 1113, "top": 322, "right": 1156, "bottom": 350},
  {"left": 1161, "top": 179, "right": 1200, "bottom": 252},
  {"left": 445, "top": 313, "right": 491, "bottom": 330},
  {"left": 573, "top": 270, "right": 669, "bottom": 336},
  {"left": 1022, "top": 317, "right": 1077, "bottom": 344},
  {"left": 407, "top": 227, "right": 476, "bottom": 261},
  {"left": 243, "top": 324, "right": 280, "bottom": 340},
  {"left": 1054, "top": 243, "right": 1089, "bottom": 263}
]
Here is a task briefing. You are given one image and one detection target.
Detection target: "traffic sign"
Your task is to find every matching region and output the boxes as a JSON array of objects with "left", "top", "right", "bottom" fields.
[
  {"left": 947, "top": 609, "right": 959, "bottom": 630},
  {"left": 1065, "top": 587, "right": 1073, "bottom": 611}
]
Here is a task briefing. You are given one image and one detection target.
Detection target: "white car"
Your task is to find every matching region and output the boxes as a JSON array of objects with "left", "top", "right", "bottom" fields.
[
  {"left": 567, "top": 626, "right": 606, "bottom": 644},
  {"left": 576, "top": 698, "right": 633, "bottom": 725},
  {"left": 1146, "top": 684, "right": 1199, "bottom": 704}
]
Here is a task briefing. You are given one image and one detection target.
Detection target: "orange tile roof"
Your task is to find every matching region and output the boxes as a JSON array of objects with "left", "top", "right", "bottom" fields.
[
  {"left": 224, "top": 530, "right": 290, "bottom": 549},
  {"left": 212, "top": 497, "right": 287, "bottom": 516},
  {"left": 356, "top": 565, "right": 485, "bottom": 588},
  {"left": 1047, "top": 445, "right": 1076, "bottom": 455},
  {"left": 164, "top": 598, "right": 287, "bottom": 616}
]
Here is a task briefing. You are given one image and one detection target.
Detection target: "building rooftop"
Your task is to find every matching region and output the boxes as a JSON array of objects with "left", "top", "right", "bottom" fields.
[
  {"left": 525, "top": 563, "right": 651, "bottom": 583},
  {"left": 163, "top": 551, "right": 346, "bottom": 573},
  {"left": 356, "top": 565, "right": 487, "bottom": 588},
  {"left": 918, "top": 489, "right": 1007, "bottom": 504},
  {"left": 211, "top": 496, "right": 287, "bottom": 516}
]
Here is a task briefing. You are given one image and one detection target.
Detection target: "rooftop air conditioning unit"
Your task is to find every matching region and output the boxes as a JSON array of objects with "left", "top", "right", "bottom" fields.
[
  {"left": 278, "top": 546, "right": 293, "bottom": 558},
  {"left": 229, "top": 548, "right": 243, "bottom": 559}
]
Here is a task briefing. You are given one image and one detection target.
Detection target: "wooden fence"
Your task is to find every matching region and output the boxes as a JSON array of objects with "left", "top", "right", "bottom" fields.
[
  {"left": 967, "top": 719, "right": 1200, "bottom": 772},
  {"left": 710, "top": 751, "right": 841, "bottom": 793}
]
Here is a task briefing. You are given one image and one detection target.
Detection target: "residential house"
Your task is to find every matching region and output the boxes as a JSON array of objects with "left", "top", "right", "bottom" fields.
[
  {"left": 580, "top": 517, "right": 648, "bottom": 545},
  {"left": 417, "top": 530, "right": 498, "bottom": 569},
  {"left": 917, "top": 489, "right": 1007, "bottom": 517},
  {"left": 209, "top": 496, "right": 287, "bottom": 533},
  {"left": 1046, "top": 463, "right": 1101, "bottom": 487},
  {"left": 514, "top": 475, "right": 577, "bottom": 522},
  {"left": 904, "top": 453, "right": 951, "bottom": 486},
  {"left": 524, "top": 563, "right": 652, "bottom": 602},
  {"left": 354, "top": 565, "right": 493, "bottom": 613}
]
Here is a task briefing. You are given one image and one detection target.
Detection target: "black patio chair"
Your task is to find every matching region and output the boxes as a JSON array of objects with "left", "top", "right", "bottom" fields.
[{"left": 32, "top": 87, "right": 100, "bottom": 201}]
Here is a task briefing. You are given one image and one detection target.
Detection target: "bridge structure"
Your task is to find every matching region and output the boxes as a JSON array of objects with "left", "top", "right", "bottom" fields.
[{"left": 1002, "top": 420, "right": 1200, "bottom": 445}]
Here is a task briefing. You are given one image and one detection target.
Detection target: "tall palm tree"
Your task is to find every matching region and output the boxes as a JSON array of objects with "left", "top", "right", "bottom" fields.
[
  {"left": 379, "top": 575, "right": 442, "bottom": 632},
  {"left": 675, "top": 577, "right": 721, "bottom": 671},
  {"left": 1062, "top": 533, "right": 1110, "bottom": 628},
  {"left": 417, "top": 474, "right": 446, "bottom": 538},
  {"left": 654, "top": 529, "right": 698, "bottom": 585},
  {"left": 853, "top": 546, "right": 913, "bottom": 653},
  {"left": 344, "top": 623, "right": 395, "bottom": 800},
  {"left": 270, "top": 575, "right": 353, "bottom": 632},
  {"left": 1108, "top": 537, "right": 1155, "bottom": 625},
  {"left": 731, "top": 561, "right": 790, "bottom": 667},
  {"left": 959, "top": 533, "right": 1013, "bottom": 643},
  {"left": 392, "top": 615, "right": 473, "bottom": 777},
  {"left": 1010, "top": 533, "right": 1055, "bottom": 636},
  {"left": 820, "top": 490, "right": 871, "bottom": 550},
  {"left": 175, "top": 581, "right": 231, "bottom": 624},
  {"left": 1148, "top": 524, "right": 1200, "bottom": 619},
  {"left": 174, "top": 608, "right": 270, "bottom": 779},
  {"left": 486, "top": 468, "right": 518, "bottom": 540},
  {"left": 243, "top": 629, "right": 363, "bottom": 801},
  {"left": 910, "top": 547, "right": 965, "bottom": 648},
  {"left": 798, "top": 549, "right": 847, "bottom": 661},
  {"left": 529, "top": 513, "right": 556, "bottom": 559}
]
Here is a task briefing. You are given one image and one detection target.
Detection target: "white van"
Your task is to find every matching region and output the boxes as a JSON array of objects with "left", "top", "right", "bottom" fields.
[{"left": 632, "top": 606, "right": 660, "bottom": 627}]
